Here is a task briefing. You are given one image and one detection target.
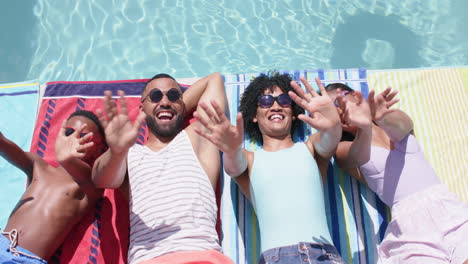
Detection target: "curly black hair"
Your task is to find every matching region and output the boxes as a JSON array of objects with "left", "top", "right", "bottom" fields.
[
  {"left": 324, "top": 82, "right": 356, "bottom": 142},
  {"left": 68, "top": 110, "right": 106, "bottom": 143},
  {"left": 239, "top": 72, "right": 304, "bottom": 145}
]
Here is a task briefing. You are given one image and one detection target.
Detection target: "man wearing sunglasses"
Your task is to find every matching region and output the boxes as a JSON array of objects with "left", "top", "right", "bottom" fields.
[
  {"left": 194, "top": 72, "right": 345, "bottom": 264},
  {"left": 92, "top": 73, "right": 235, "bottom": 264},
  {"left": 0, "top": 110, "right": 107, "bottom": 263}
]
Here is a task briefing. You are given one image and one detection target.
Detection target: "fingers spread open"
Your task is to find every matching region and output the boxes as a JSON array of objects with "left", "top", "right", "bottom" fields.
[
  {"left": 386, "top": 98, "right": 400, "bottom": 108},
  {"left": 235, "top": 112, "right": 244, "bottom": 133},
  {"left": 313, "top": 77, "right": 325, "bottom": 97},
  {"left": 386, "top": 90, "right": 398, "bottom": 102},
  {"left": 385, "top": 108, "right": 399, "bottom": 114},
  {"left": 79, "top": 132, "right": 93, "bottom": 144},
  {"left": 103, "top": 91, "right": 113, "bottom": 117},
  {"left": 336, "top": 96, "right": 347, "bottom": 111},
  {"left": 300, "top": 77, "right": 318, "bottom": 97},
  {"left": 288, "top": 90, "right": 308, "bottom": 110},
  {"left": 73, "top": 151, "right": 86, "bottom": 158},
  {"left": 380, "top": 87, "right": 392, "bottom": 97},
  {"left": 354, "top": 91, "right": 364, "bottom": 104},
  {"left": 118, "top": 90, "right": 128, "bottom": 116},
  {"left": 211, "top": 100, "right": 228, "bottom": 123},
  {"left": 193, "top": 127, "right": 214, "bottom": 143},
  {"left": 133, "top": 110, "right": 146, "bottom": 132},
  {"left": 193, "top": 111, "right": 212, "bottom": 131},
  {"left": 298, "top": 113, "right": 318, "bottom": 127},
  {"left": 368, "top": 90, "right": 375, "bottom": 104},
  {"left": 290, "top": 80, "right": 308, "bottom": 102},
  {"left": 96, "top": 108, "right": 109, "bottom": 128},
  {"left": 74, "top": 123, "right": 88, "bottom": 137},
  {"left": 199, "top": 102, "right": 220, "bottom": 124},
  {"left": 104, "top": 90, "right": 119, "bottom": 121},
  {"left": 76, "top": 142, "right": 94, "bottom": 153}
]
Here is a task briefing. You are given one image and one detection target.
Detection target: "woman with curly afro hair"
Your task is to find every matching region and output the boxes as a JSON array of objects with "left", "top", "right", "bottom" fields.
[
  {"left": 194, "top": 71, "right": 345, "bottom": 264},
  {"left": 238, "top": 72, "right": 304, "bottom": 145}
]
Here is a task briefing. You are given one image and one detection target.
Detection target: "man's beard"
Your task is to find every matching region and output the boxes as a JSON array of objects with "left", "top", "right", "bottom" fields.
[{"left": 146, "top": 111, "right": 185, "bottom": 138}]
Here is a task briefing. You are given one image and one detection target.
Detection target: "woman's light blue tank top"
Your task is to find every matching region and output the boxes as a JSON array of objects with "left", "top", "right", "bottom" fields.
[{"left": 250, "top": 143, "right": 333, "bottom": 253}]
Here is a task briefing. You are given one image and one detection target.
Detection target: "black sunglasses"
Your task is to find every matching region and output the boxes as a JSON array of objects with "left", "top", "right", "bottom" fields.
[
  {"left": 142, "top": 88, "right": 182, "bottom": 103},
  {"left": 257, "top": 94, "right": 292, "bottom": 108}
]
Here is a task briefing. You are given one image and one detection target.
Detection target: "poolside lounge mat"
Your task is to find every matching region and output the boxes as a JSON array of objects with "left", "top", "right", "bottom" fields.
[{"left": 0, "top": 80, "right": 39, "bottom": 228}]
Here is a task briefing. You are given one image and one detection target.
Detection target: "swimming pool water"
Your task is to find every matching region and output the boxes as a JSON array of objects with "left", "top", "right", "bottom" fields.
[{"left": 1, "top": 0, "right": 467, "bottom": 84}]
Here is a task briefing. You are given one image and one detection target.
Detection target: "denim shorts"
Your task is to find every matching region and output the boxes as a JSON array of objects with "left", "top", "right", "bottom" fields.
[
  {"left": 259, "top": 242, "right": 346, "bottom": 264},
  {"left": 0, "top": 233, "right": 47, "bottom": 264}
]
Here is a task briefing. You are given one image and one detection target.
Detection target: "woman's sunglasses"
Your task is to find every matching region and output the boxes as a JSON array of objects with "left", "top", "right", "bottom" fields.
[
  {"left": 257, "top": 94, "right": 292, "bottom": 108},
  {"left": 65, "top": 127, "right": 93, "bottom": 142},
  {"left": 141, "top": 88, "right": 182, "bottom": 103}
]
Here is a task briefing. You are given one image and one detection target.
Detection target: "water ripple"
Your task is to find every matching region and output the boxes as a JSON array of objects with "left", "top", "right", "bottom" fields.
[{"left": 26, "top": 0, "right": 467, "bottom": 82}]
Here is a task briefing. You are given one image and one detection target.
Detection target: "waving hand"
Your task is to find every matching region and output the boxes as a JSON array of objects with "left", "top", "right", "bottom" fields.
[
  {"left": 54, "top": 119, "right": 94, "bottom": 163},
  {"left": 288, "top": 77, "right": 341, "bottom": 131},
  {"left": 368, "top": 87, "right": 399, "bottom": 122},
  {"left": 97, "top": 90, "right": 146, "bottom": 154},
  {"left": 193, "top": 100, "right": 244, "bottom": 155},
  {"left": 335, "top": 91, "right": 372, "bottom": 129}
]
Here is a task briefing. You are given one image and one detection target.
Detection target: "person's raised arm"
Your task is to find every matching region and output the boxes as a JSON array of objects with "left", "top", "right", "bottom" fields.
[
  {"left": 289, "top": 77, "right": 342, "bottom": 160},
  {"left": 333, "top": 92, "right": 373, "bottom": 182},
  {"left": 368, "top": 87, "right": 413, "bottom": 142},
  {"left": 0, "top": 131, "right": 36, "bottom": 182},
  {"left": 193, "top": 100, "right": 247, "bottom": 177},
  {"left": 92, "top": 90, "right": 146, "bottom": 189},
  {"left": 182, "top": 72, "right": 226, "bottom": 114}
]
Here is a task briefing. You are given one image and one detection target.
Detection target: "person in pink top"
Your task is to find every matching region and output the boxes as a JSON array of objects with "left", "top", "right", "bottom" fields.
[{"left": 325, "top": 83, "right": 468, "bottom": 264}]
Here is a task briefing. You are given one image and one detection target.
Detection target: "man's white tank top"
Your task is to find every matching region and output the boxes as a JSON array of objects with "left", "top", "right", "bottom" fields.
[{"left": 127, "top": 130, "right": 221, "bottom": 264}]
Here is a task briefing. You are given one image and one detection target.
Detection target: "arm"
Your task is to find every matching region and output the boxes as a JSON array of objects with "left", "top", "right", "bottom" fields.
[
  {"left": 369, "top": 88, "right": 413, "bottom": 142},
  {"left": 336, "top": 92, "right": 373, "bottom": 167},
  {"left": 0, "top": 132, "right": 35, "bottom": 181},
  {"left": 182, "top": 72, "right": 226, "bottom": 115},
  {"left": 289, "top": 77, "right": 342, "bottom": 160},
  {"left": 92, "top": 149, "right": 128, "bottom": 189},
  {"left": 223, "top": 148, "right": 249, "bottom": 178},
  {"left": 92, "top": 90, "right": 146, "bottom": 188},
  {"left": 193, "top": 101, "right": 247, "bottom": 177}
]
